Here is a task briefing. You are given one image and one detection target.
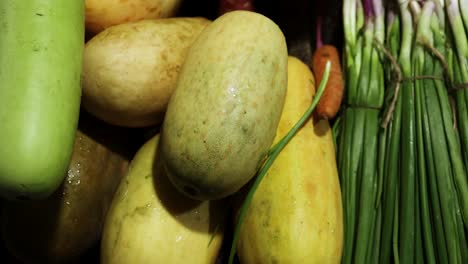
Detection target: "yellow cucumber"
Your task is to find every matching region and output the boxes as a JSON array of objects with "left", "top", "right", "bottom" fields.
[
  {"left": 0, "top": 1, "right": 84, "bottom": 199},
  {"left": 160, "top": 10, "right": 288, "bottom": 201},
  {"left": 101, "top": 135, "right": 225, "bottom": 264},
  {"left": 235, "top": 56, "right": 343, "bottom": 263}
]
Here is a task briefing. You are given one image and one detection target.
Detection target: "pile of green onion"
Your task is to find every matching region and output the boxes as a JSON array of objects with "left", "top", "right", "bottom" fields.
[
  {"left": 338, "top": 0, "right": 385, "bottom": 263},
  {"left": 338, "top": 0, "right": 468, "bottom": 263}
]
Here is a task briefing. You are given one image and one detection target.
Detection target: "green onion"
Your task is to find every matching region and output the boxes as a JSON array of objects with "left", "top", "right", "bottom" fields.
[
  {"left": 378, "top": 5, "right": 401, "bottom": 264},
  {"left": 396, "top": 1, "right": 418, "bottom": 262},
  {"left": 341, "top": 1, "right": 468, "bottom": 263},
  {"left": 339, "top": 1, "right": 386, "bottom": 263},
  {"left": 445, "top": 0, "right": 468, "bottom": 230}
]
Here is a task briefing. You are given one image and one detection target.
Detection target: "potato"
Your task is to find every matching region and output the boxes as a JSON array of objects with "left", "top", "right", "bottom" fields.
[
  {"left": 82, "top": 17, "right": 211, "bottom": 128},
  {"left": 85, "top": 0, "right": 182, "bottom": 34}
]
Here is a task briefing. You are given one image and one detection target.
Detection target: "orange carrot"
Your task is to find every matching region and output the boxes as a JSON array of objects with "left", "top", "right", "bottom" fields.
[{"left": 311, "top": 44, "right": 344, "bottom": 120}]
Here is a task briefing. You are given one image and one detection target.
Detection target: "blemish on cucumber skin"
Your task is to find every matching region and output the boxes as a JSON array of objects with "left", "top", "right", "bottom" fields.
[
  {"left": 270, "top": 256, "right": 279, "bottom": 264},
  {"left": 35, "top": 13, "right": 43, "bottom": 16},
  {"left": 31, "top": 41, "right": 46, "bottom": 52}
]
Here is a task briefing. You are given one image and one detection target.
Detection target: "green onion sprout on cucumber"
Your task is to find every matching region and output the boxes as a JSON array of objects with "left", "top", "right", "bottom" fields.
[{"left": 228, "top": 61, "right": 331, "bottom": 264}]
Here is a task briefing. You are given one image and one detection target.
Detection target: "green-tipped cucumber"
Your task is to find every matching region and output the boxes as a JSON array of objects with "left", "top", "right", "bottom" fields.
[{"left": 0, "top": 1, "right": 84, "bottom": 199}]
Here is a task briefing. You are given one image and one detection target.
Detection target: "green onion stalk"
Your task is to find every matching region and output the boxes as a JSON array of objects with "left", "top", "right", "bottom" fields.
[
  {"left": 415, "top": 1, "right": 468, "bottom": 262},
  {"left": 339, "top": 0, "right": 385, "bottom": 263},
  {"left": 445, "top": 0, "right": 468, "bottom": 230},
  {"left": 378, "top": 3, "right": 400, "bottom": 264},
  {"left": 414, "top": 5, "right": 437, "bottom": 264},
  {"left": 396, "top": 1, "right": 418, "bottom": 263},
  {"left": 378, "top": 0, "right": 468, "bottom": 263},
  {"left": 412, "top": 4, "right": 438, "bottom": 264},
  {"left": 446, "top": 0, "right": 468, "bottom": 166}
]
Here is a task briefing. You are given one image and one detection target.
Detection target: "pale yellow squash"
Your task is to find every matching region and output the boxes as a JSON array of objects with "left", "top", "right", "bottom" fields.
[
  {"left": 101, "top": 135, "right": 225, "bottom": 264},
  {"left": 160, "top": 11, "right": 288, "bottom": 201},
  {"left": 82, "top": 17, "right": 211, "bottom": 127},
  {"left": 235, "top": 56, "right": 343, "bottom": 264}
]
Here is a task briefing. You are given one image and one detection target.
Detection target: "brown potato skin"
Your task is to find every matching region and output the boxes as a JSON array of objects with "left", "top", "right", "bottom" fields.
[
  {"left": 82, "top": 17, "right": 211, "bottom": 128},
  {"left": 0, "top": 122, "right": 130, "bottom": 264}
]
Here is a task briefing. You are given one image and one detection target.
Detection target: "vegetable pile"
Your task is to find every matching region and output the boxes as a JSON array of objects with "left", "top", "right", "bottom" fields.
[
  {"left": 0, "top": 1, "right": 344, "bottom": 264},
  {"left": 337, "top": 0, "right": 468, "bottom": 263},
  {"left": 2, "top": 0, "right": 466, "bottom": 263}
]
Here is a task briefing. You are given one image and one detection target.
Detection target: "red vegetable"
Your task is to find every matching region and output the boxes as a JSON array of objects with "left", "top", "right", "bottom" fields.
[{"left": 219, "top": 0, "right": 254, "bottom": 15}]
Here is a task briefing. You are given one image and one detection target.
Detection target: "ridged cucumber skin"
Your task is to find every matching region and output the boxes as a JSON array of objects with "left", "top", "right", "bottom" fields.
[{"left": 0, "top": 1, "right": 84, "bottom": 200}]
